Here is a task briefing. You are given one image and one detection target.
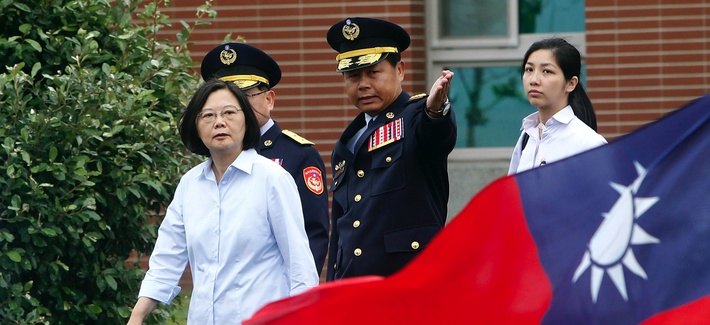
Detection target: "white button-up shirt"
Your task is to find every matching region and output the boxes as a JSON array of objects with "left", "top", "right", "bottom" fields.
[
  {"left": 138, "top": 149, "right": 318, "bottom": 324},
  {"left": 508, "top": 105, "right": 607, "bottom": 174}
]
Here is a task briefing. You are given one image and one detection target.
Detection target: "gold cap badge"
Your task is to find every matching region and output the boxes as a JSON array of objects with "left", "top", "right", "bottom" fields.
[
  {"left": 220, "top": 48, "right": 237, "bottom": 66},
  {"left": 342, "top": 20, "right": 360, "bottom": 41}
]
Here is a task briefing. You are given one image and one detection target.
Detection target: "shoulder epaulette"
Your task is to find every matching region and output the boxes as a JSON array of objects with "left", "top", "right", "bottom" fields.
[
  {"left": 409, "top": 93, "right": 427, "bottom": 101},
  {"left": 282, "top": 129, "right": 315, "bottom": 145}
]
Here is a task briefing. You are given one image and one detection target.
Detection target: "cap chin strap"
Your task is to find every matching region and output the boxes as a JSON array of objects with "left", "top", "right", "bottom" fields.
[
  {"left": 336, "top": 46, "right": 398, "bottom": 61},
  {"left": 219, "top": 74, "right": 269, "bottom": 88}
]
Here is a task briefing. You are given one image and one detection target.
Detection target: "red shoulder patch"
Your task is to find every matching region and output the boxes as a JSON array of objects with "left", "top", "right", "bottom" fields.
[{"left": 303, "top": 166, "right": 324, "bottom": 195}]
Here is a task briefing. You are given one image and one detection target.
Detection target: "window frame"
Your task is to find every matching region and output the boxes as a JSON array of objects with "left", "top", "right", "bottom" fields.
[
  {"left": 426, "top": 32, "right": 586, "bottom": 154},
  {"left": 426, "top": 0, "right": 520, "bottom": 49}
]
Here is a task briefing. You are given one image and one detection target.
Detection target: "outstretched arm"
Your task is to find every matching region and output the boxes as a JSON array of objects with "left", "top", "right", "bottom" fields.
[{"left": 425, "top": 70, "right": 454, "bottom": 116}]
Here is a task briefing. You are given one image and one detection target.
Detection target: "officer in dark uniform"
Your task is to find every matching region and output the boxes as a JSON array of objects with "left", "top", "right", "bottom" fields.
[
  {"left": 325, "top": 17, "right": 456, "bottom": 280},
  {"left": 201, "top": 43, "right": 330, "bottom": 275}
]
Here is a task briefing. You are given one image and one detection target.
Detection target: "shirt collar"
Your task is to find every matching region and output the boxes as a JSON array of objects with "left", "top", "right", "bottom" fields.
[
  {"left": 231, "top": 148, "right": 257, "bottom": 175},
  {"left": 521, "top": 105, "right": 574, "bottom": 130},
  {"left": 552, "top": 105, "right": 575, "bottom": 124},
  {"left": 198, "top": 148, "right": 258, "bottom": 180},
  {"left": 260, "top": 118, "right": 275, "bottom": 136}
]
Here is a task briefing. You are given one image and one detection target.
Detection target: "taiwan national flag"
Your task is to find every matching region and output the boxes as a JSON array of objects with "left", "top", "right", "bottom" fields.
[{"left": 244, "top": 93, "right": 710, "bottom": 325}]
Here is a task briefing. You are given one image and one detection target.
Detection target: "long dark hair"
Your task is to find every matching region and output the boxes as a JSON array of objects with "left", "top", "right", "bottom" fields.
[
  {"left": 521, "top": 38, "right": 598, "bottom": 131},
  {"left": 179, "top": 79, "right": 261, "bottom": 156}
]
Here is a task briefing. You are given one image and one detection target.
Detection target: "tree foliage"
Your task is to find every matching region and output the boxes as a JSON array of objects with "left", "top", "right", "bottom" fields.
[{"left": 0, "top": 0, "right": 214, "bottom": 323}]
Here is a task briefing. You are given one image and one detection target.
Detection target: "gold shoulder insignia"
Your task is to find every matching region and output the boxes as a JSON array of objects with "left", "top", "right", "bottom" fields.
[
  {"left": 409, "top": 93, "right": 427, "bottom": 100},
  {"left": 282, "top": 130, "right": 315, "bottom": 145}
]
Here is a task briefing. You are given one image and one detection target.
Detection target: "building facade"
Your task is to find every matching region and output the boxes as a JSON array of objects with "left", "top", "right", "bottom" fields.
[{"left": 156, "top": 0, "right": 710, "bottom": 288}]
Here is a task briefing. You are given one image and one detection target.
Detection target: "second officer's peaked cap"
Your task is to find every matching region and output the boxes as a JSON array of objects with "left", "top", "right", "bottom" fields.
[
  {"left": 326, "top": 17, "right": 411, "bottom": 73},
  {"left": 200, "top": 42, "right": 281, "bottom": 90}
]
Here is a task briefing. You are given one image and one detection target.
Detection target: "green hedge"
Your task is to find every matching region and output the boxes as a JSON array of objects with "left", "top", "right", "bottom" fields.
[{"left": 0, "top": 0, "right": 214, "bottom": 323}]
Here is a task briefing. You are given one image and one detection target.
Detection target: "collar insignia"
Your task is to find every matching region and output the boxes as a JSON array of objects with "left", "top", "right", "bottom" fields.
[{"left": 333, "top": 160, "right": 346, "bottom": 180}]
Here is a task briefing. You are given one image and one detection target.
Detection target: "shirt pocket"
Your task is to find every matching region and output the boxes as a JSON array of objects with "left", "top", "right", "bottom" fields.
[
  {"left": 370, "top": 141, "right": 405, "bottom": 196},
  {"left": 383, "top": 224, "right": 440, "bottom": 253}
]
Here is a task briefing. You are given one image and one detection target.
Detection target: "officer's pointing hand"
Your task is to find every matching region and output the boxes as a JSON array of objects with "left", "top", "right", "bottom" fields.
[{"left": 426, "top": 70, "right": 454, "bottom": 110}]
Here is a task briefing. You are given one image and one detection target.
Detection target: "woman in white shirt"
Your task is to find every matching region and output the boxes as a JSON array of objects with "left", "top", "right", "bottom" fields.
[
  {"left": 509, "top": 38, "right": 607, "bottom": 175},
  {"left": 127, "top": 79, "right": 319, "bottom": 324}
]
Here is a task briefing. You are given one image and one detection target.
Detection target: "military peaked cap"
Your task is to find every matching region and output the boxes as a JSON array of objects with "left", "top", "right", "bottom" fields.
[
  {"left": 200, "top": 42, "right": 281, "bottom": 90},
  {"left": 326, "top": 17, "right": 411, "bottom": 73}
]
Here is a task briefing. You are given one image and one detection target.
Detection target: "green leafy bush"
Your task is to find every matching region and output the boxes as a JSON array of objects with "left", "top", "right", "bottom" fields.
[{"left": 0, "top": 0, "right": 214, "bottom": 323}]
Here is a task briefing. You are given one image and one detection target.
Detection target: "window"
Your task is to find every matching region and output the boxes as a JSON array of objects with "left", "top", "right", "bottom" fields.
[
  {"left": 449, "top": 65, "right": 525, "bottom": 147},
  {"left": 427, "top": 0, "right": 587, "bottom": 149},
  {"left": 448, "top": 63, "right": 588, "bottom": 148},
  {"left": 430, "top": 0, "right": 518, "bottom": 48}
]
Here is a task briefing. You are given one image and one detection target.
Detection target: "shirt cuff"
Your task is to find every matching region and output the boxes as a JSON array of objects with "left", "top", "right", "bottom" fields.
[{"left": 138, "top": 279, "right": 182, "bottom": 305}]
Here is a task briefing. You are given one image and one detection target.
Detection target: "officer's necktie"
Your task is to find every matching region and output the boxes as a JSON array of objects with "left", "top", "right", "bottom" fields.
[{"left": 348, "top": 116, "right": 373, "bottom": 153}]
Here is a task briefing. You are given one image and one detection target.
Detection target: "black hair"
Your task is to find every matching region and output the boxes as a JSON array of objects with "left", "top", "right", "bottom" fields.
[
  {"left": 521, "top": 38, "right": 598, "bottom": 131},
  {"left": 384, "top": 53, "right": 402, "bottom": 68},
  {"left": 179, "top": 79, "right": 261, "bottom": 156}
]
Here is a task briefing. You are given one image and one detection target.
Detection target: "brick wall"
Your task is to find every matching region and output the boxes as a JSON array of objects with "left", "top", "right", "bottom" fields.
[
  {"left": 586, "top": 0, "right": 710, "bottom": 139},
  {"left": 143, "top": 0, "right": 710, "bottom": 291},
  {"left": 153, "top": 0, "right": 426, "bottom": 290},
  {"left": 161, "top": 0, "right": 426, "bottom": 166}
]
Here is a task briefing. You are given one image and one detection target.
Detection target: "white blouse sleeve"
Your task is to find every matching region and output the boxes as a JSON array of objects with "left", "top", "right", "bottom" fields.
[{"left": 267, "top": 170, "right": 319, "bottom": 295}]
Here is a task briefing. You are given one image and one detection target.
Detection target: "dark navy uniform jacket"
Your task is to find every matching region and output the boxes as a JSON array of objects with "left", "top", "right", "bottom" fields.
[
  {"left": 258, "top": 121, "right": 330, "bottom": 275},
  {"left": 326, "top": 91, "right": 456, "bottom": 280}
]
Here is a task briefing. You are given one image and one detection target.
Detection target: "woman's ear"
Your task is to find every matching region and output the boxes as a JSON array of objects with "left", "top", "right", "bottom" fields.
[{"left": 566, "top": 76, "right": 579, "bottom": 93}]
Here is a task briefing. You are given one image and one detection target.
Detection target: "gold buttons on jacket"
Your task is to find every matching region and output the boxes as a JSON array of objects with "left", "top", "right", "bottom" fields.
[
  {"left": 353, "top": 220, "right": 361, "bottom": 228},
  {"left": 385, "top": 156, "right": 392, "bottom": 163},
  {"left": 357, "top": 170, "right": 364, "bottom": 178},
  {"left": 264, "top": 140, "right": 273, "bottom": 146},
  {"left": 354, "top": 248, "right": 362, "bottom": 256},
  {"left": 354, "top": 194, "right": 362, "bottom": 202},
  {"left": 411, "top": 241, "right": 420, "bottom": 250}
]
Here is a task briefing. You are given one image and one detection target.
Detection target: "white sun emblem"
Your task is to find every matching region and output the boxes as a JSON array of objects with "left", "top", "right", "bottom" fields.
[{"left": 572, "top": 161, "right": 660, "bottom": 303}]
